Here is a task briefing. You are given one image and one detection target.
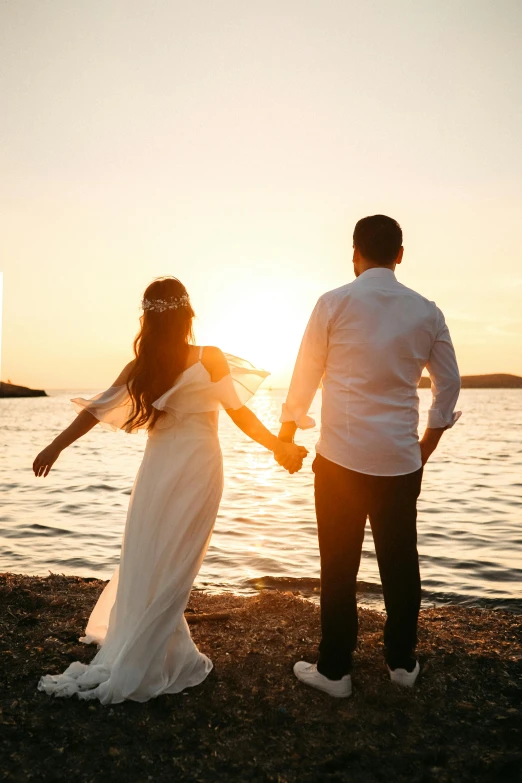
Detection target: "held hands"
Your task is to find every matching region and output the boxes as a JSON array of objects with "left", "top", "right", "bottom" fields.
[
  {"left": 33, "top": 444, "right": 61, "bottom": 478},
  {"left": 273, "top": 439, "right": 308, "bottom": 474}
]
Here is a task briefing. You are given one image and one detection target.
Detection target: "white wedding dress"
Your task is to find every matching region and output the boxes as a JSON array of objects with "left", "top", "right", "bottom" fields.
[{"left": 38, "top": 351, "right": 268, "bottom": 704}]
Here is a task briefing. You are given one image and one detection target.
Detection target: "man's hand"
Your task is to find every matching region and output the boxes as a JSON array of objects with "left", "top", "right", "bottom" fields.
[
  {"left": 419, "top": 427, "right": 445, "bottom": 466},
  {"left": 278, "top": 421, "right": 298, "bottom": 444},
  {"left": 275, "top": 421, "right": 306, "bottom": 473},
  {"left": 273, "top": 440, "right": 308, "bottom": 474}
]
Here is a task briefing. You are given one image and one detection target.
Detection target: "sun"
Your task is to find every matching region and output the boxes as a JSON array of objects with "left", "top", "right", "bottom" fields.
[{"left": 196, "top": 273, "right": 317, "bottom": 387}]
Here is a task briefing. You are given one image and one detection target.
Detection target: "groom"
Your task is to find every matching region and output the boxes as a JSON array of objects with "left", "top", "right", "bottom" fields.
[{"left": 277, "top": 215, "right": 460, "bottom": 697}]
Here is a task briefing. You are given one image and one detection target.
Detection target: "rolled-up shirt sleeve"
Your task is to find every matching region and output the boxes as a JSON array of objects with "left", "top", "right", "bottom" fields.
[
  {"left": 426, "top": 309, "right": 462, "bottom": 429},
  {"left": 280, "top": 296, "right": 329, "bottom": 429}
]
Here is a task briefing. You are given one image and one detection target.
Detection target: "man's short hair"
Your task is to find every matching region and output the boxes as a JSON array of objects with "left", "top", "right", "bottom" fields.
[{"left": 353, "top": 215, "right": 403, "bottom": 265}]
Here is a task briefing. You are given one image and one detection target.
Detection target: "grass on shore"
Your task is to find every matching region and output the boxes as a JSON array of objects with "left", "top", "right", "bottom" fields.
[{"left": 0, "top": 573, "right": 521, "bottom": 783}]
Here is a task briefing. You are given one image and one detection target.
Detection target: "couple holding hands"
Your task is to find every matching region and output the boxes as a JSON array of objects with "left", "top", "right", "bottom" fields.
[{"left": 34, "top": 214, "right": 460, "bottom": 704}]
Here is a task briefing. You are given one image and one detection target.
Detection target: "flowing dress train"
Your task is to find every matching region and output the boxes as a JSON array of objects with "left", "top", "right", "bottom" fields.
[{"left": 38, "top": 353, "right": 268, "bottom": 704}]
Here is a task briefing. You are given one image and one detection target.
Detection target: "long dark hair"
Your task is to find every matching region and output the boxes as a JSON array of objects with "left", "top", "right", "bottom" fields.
[{"left": 125, "top": 277, "right": 195, "bottom": 431}]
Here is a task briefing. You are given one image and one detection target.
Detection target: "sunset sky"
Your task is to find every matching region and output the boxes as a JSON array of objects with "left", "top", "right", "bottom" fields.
[{"left": 1, "top": 0, "right": 521, "bottom": 389}]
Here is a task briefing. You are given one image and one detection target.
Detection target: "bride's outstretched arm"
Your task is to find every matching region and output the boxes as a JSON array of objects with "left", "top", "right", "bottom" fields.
[
  {"left": 33, "top": 411, "right": 98, "bottom": 477},
  {"left": 33, "top": 361, "right": 135, "bottom": 478}
]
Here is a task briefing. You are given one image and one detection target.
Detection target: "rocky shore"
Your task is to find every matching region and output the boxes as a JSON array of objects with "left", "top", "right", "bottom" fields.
[{"left": 0, "top": 573, "right": 520, "bottom": 783}]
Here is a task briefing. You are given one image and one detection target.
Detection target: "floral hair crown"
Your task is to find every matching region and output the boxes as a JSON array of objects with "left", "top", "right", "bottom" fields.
[{"left": 142, "top": 294, "right": 190, "bottom": 313}]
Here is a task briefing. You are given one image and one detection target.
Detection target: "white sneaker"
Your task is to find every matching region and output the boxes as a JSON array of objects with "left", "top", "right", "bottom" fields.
[
  {"left": 388, "top": 660, "right": 420, "bottom": 687},
  {"left": 293, "top": 661, "right": 352, "bottom": 698}
]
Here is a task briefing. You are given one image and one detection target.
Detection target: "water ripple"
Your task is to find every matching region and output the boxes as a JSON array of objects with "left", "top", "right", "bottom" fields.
[{"left": 1, "top": 388, "right": 521, "bottom": 610}]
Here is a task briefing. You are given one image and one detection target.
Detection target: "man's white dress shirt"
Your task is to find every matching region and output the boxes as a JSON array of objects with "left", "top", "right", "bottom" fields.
[{"left": 281, "top": 268, "right": 461, "bottom": 476}]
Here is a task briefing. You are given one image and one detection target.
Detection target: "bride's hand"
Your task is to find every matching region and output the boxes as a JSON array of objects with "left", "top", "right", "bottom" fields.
[
  {"left": 33, "top": 444, "right": 62, "bottom": 478},
  {"left": 273, "top": 440, "right": 308, "bottom": 474}
]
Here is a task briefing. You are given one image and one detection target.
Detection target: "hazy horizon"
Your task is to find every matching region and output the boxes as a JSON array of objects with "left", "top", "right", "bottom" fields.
[{"left": 1, "top": 0, "right": 521, "bottom": 389}]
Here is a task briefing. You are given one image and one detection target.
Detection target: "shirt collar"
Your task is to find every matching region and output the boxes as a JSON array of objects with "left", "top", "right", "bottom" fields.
[{"left": 357, "top": 267, "right": 397, "bottom": 282}]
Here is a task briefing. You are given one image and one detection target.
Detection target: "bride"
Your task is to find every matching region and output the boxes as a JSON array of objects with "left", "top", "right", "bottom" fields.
[{"left": 33, "top": 276, "right": 307, "bottom": 704}]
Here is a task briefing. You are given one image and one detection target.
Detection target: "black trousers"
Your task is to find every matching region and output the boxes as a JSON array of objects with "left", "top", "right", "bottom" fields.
[{"left": 313, "top": 454, "right": 423, "bottom": 678}]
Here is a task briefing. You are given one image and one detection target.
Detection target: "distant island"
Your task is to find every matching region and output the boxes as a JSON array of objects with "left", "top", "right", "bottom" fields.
[
  {"left": 419, "top": 373, "right": 522, "bottom": 389},
  {"left": 0, "top": 381, "right": 47, "bottom": 398}
]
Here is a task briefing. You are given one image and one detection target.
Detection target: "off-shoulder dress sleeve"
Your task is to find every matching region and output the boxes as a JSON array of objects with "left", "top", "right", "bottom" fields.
[
  {"left": 74, "top": 354, "right": 269, "bottom": 429},
  {"left": 213, "top": 354, "right": 270, "bottom": 409},
  {"left": 153, "top": 353, "right": 269, "bottom": 417},
  {"left": 71, "top": 386, "right": 140, "bottom": 433}
]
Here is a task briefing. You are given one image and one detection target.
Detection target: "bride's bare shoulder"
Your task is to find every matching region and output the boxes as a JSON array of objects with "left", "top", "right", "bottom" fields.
[
  {"left": 111, "top": 360, "right": 136, "bottom": 387},
  {"left": 200, "top": 346, "right": 230, "bottom": 382}
]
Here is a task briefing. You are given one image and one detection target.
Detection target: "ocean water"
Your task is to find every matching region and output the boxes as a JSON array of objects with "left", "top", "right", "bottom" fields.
[{"left": 1, "top": 389, "right": 521, "bottom": 611}]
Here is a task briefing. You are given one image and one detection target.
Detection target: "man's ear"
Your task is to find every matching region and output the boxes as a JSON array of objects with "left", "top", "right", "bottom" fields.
[
  {"left": 395, "top": 246, "right": 404, "bottom": 265},
  {"left": 352, "top": 247, "right": 359, "bottom": 277}
]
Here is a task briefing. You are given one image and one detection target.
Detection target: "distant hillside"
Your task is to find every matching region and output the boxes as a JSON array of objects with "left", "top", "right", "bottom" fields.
[
  {"left": 0, "top": 382, "right": 47, "bottom": 398},
  {"left": 419, "top": 374, "right": 522, "bottom": 389}
]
